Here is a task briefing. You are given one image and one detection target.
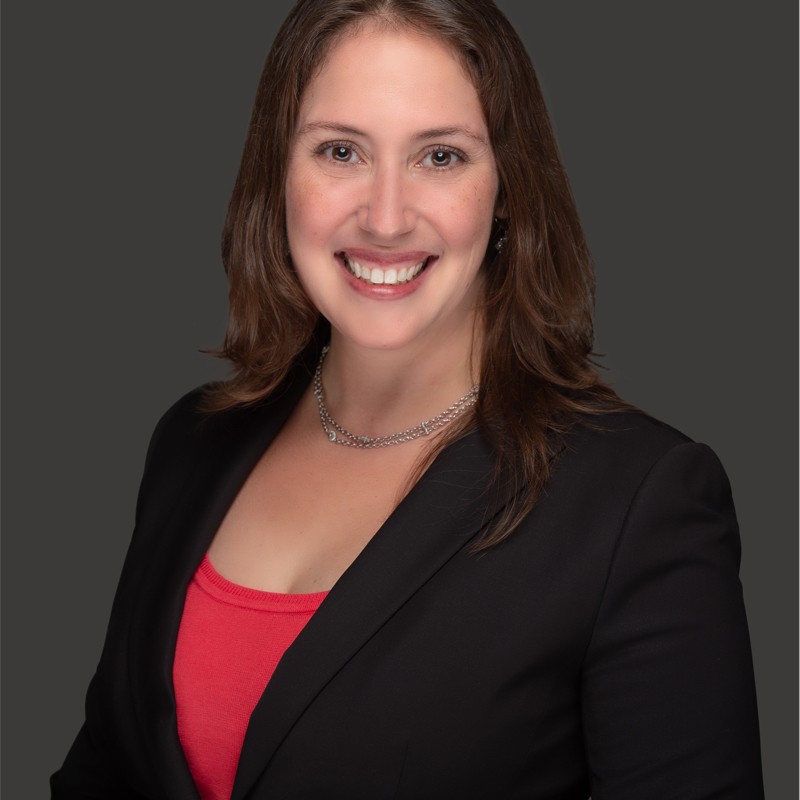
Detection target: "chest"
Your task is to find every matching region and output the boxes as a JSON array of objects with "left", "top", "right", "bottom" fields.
[{"left": 208, "top": 411, "right": 429, "bottom": 593}]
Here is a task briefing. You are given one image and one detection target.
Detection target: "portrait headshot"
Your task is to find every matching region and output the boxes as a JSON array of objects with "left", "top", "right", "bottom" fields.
[{"left": 3, "top": 1, "right": 795, "bottom": 797}]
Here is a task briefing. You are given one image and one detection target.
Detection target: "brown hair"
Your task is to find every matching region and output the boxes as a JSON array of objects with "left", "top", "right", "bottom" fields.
[{"left": 207, "top": 0, "right": 628, "bottom": 549}]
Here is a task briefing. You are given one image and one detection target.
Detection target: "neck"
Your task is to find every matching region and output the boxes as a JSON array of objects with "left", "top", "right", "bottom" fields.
[{"left": 318, "top": 322, "right": 482, "bottom": 439}]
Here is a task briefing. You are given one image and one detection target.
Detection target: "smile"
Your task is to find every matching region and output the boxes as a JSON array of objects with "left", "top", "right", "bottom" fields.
[{"left": 340, "top": 252, "right": 432, "bottom": 286}]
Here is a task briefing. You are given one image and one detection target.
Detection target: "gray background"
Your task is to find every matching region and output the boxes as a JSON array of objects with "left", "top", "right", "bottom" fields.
[{"left": 3, "top": 1, "right": 796, "bottom": 795}]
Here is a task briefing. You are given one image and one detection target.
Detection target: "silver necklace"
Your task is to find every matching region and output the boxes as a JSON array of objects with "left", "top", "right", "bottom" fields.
[{"left": 313, "top": 346, "right": 479, "bottom": 448}]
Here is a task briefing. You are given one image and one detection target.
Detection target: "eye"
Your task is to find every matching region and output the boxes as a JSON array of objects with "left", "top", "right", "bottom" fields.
[
  {"left": 420, "top": 148, "right": 463, "bottom": 169},
  {"left": 320, "top": 143, "right": 360, "bottom": 163}
]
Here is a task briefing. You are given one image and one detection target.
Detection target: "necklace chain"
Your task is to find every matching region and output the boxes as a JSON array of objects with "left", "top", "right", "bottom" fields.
[{"left": 313, "top": 346, "right": 479, "bottom": 449}]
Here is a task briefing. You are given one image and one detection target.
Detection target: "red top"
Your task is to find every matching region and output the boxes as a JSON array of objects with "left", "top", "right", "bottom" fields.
[{"left": 173, "top": 555, "right": 328, "bottom": 800}]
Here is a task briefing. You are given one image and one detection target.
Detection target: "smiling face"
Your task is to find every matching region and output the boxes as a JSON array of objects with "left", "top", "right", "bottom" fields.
[{"left": 285, "top": 23, "right": 499, "bottom": 357}]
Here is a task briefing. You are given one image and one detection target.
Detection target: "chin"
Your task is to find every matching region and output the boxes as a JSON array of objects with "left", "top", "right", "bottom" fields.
[{"left": 329, "top": 324, "right": 422, "bottom": 353}]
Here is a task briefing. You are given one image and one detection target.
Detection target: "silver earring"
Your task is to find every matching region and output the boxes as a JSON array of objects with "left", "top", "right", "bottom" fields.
[{"left": 493, "top": 219, "right": 508, "bottom": 252}]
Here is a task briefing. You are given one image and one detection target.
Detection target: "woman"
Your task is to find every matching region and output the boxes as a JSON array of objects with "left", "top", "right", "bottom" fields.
[{"left": 51, "top": 1, "right": 764, "bottom": 798}]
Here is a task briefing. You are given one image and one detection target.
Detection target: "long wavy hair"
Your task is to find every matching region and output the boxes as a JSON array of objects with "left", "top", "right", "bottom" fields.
[{"left": 206, "top": 0, "right": 628, "bottom": 549}]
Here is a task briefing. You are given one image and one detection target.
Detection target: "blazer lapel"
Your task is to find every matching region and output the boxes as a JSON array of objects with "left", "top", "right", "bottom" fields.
[
  {"left": 231, "top": 428, "right": 507, "bottom": 800},
  {"left": 127, "top": 363, "right": 313, "bottom": 799}
]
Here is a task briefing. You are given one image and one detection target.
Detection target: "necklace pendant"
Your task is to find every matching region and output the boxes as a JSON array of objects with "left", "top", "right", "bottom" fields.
[{"left": 328, "top": 430, "right": 337, "bottom": 442}]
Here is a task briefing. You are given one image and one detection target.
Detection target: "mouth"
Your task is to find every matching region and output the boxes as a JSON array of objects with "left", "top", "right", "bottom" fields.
[{"left": 337, "top": 251, "right": 434, "bottom": 286}]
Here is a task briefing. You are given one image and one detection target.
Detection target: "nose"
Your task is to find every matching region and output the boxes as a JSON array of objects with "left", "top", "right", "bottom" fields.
[{"left": 358, "top": 164, "right": 416, "bottom": 240}]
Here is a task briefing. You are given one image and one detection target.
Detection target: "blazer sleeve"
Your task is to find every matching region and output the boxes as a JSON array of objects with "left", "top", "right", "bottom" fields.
[
  {"left": 581, "top": 442, "right": 764, "bottom": 798},
  {"left": 50, "top": 390, "right": 203, "bottom": 800},
  {"left": 49, "top": 716, "right": 143, "bottom": 800}
]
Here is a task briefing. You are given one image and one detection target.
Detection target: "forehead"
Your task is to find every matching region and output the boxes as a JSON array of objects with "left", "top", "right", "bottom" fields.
[{"left": 297, "top": 24, "right": 487, "bottom": 135}]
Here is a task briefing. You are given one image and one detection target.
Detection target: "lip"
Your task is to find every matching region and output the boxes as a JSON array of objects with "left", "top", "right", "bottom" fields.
[
  {"left": 339, "top": 249, "right": 434, "bottom": 267},
  {"left": 335, "top": 250, "right": 437, "bottom": 299}
]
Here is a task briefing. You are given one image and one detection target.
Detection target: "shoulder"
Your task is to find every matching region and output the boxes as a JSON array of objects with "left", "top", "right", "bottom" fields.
[
  {"left": 559, "top": 409, "right": 715, "bottom": 481},
  {"left": 131, "top": 385, "right": 215, "bottom": 520},
  {"left": 565, "top": 409, "right": 693, "bottom": 460},
  {"left": 134, "top": 384, "right": 274, "bottom": 512},
  {"left": 140, "top": 385, "right": 213, "bottom": 475},
  {"left": 142, "top": 376, "right": 299, "bottom": 467},
  {"left": 567, "top": 408, "right": 734, "bottom": 511},
  {"left": 143, "top": 349, "right": 320, "bottom": 470},
  {"left": 136, "top": 362, "right": 313, "bottom": 501},
  {"left": 543, "top": 410, "right": 733, "bottom": 533}
]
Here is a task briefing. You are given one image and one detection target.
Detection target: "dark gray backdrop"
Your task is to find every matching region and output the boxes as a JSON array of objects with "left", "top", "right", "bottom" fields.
[{"left": 3, "top": 1, "right": 796, "bottom": 796}]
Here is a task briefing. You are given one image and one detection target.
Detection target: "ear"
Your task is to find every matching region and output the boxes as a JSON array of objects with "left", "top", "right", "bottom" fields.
[{"left": 494, "top": 188, "right": 508, "bottom": 220}]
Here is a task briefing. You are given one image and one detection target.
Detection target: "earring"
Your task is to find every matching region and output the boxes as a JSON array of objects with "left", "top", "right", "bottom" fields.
[{"left": 493, "top": 218, "right": 508, "bottom": 253}]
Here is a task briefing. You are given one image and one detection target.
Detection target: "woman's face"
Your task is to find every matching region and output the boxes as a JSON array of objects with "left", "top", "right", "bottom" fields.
[{"left": 285, "top": 24, "right": 499, "bottom": 356}]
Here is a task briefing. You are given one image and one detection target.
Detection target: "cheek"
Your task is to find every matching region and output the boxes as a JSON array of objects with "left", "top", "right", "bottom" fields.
[
  {"left": 286, "top": 169, "right": 354, "bottom": 247},
  {"left": 446, "top": 190, "right": 495, "bottom": 251},
  {"left": 286, "top": 176, "right": 326, "bottom": 245},
  {"left": 284, "top": 174, "right": 302, "bottom": 236}
]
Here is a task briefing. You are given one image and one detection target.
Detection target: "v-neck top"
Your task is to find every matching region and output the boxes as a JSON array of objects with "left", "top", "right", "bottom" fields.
[{"left": 173, "top": 555, "right": 328, "bottom": 800}]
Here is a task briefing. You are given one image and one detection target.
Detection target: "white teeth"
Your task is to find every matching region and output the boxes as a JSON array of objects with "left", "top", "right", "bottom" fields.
[{"left": 343, "top": 254, "right": 428, "bottom": 285}]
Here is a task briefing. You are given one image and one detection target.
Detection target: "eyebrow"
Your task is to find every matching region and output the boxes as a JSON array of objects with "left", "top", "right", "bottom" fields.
[{"left": 297, "top": 121, "right": 488, "bottom": 146}]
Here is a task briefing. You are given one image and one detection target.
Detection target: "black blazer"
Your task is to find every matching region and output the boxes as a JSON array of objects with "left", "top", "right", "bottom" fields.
[{"left": 51, "top": 359, "right": 763, "bottom": 799}]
